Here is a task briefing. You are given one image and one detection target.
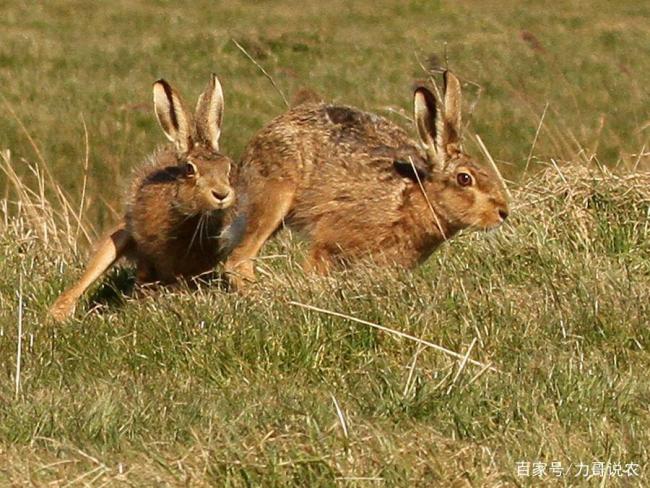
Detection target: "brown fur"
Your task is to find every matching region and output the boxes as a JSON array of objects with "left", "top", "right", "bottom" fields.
[
  {"left": 49, "top": 74, "right": 234, "bottom": 321},
  {"left": 225, "top": 71, "right": 509, "bottom": 289},
  {"left": 125, "top": 146, "right": 232, "bottom": 284}
]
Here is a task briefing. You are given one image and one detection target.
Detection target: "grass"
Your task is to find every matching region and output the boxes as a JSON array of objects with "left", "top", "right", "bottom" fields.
[
  {"left": 1, "top": 161, "right": 648, "bottom": 486},
  {"left": 1, "top": 0, "right": 649, "bottom": 486}
]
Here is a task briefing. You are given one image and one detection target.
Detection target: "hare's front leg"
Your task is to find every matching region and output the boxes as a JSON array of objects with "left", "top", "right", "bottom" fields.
[
  {"left": 225, "top": 179, "right": 295, "bottom": 291},
  {"left": 49, "top": 223, "right": 133, "bottom": 322}
]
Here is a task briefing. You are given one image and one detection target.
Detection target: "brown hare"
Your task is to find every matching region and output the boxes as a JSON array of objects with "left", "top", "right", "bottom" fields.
[
  {"left": 225, "top": 71, "right": 509, "bottom": 289},
  {"left": 50, "top": 74, "right": 236, "bottom": 321}
]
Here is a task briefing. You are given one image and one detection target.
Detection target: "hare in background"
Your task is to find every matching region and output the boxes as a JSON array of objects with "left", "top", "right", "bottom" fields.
[
  {"left": 50, "top": 74, "right": 237, "bottom": 321},
  {"left": 225, "top": 71, "right": 509, "bottom": 289}
]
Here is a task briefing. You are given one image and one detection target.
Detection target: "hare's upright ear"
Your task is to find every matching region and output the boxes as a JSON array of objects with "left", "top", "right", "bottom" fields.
[
  {"left": 153, "top": 79, "right": 192, "bottom": 154},
  {"left": 195, "top": 73, "right": 224, "bottom": 151},
  {"left": 413, "top": 86, "right": 442, "bottom": 170},
  {"left": 439, "top": 71, "right": 462, "bottom": 156}
]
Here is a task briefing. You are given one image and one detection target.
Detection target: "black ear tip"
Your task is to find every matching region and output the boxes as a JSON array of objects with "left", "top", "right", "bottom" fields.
[
  {"left": 413, "top": 86, "right": 437, "bottom": 108},
  {"left": 443, "top": 70, "right": 461, "bottom": 90},
  {"left": 413, "top": 86, "right": 429, "bottom": 98},
  {"left": 443, "top": 70, "right": 450, "bottom": 89},
  {"left": 154, "top": 78, "right": 171, "bottom": 89}
]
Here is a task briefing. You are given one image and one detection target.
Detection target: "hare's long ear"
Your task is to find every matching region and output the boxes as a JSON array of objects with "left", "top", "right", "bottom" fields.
[
  {"left": 439, "top": 71, "right": 462, "bottom": 156},
  {"left": 195, "top": 73, "right": 224, "bottom": 151},
  {"left": 413, "top": 86, "right": 442, "bottom": 170},
  {"left": 153, "top": 79, "right": 192, "bottom": 154}
]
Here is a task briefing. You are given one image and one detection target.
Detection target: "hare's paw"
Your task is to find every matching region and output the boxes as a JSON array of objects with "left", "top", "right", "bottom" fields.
[
  {"left": 48, "top": 293, "right": 77, "bottom": 322},
  {"left": 224, "top": 262, "right": 256, "bottom": 293}
]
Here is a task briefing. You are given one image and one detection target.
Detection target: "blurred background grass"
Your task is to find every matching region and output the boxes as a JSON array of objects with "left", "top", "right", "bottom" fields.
[{"left": 1, "top": 0, "right": 648, "bottom": 228}]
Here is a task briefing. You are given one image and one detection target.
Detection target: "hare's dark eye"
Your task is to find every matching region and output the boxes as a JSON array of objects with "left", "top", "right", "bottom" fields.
[
  {"left": 457, "top": 172, "right": 473, "bottom": 187},
  {"left": 185, "top": 162, "right": 197, "bottom": 177}
]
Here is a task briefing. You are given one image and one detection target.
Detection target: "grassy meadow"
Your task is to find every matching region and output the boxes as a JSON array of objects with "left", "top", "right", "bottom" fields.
[{"left": 1, "top": 0, "right": 649, "bottom": 486}]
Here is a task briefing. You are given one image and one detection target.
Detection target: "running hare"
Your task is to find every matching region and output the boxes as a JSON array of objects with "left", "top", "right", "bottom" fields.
[
  {"left": 225, "top": 71, "right": 509, "bottom": 289},
  {"left": 50, "top": 74, "right": 235, "bottom": 321}
]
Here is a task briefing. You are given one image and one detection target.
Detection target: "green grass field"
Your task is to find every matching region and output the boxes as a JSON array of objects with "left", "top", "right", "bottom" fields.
[{"left": 1, "top": 1, "right": 649, "bottom": 486}]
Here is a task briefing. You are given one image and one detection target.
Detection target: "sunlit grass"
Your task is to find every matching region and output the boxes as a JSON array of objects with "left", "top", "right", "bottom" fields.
[
  {"left": 1, "top": 156, "right": 648, "bottom": 485},
  {"left": 1, "top": 0, "right": 649, "bottom": 485}
]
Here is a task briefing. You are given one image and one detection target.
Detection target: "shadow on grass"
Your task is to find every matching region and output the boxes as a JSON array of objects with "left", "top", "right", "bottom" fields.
[
  {"left": 86, "top": 266, "right": 136, "bottom": 311},
  {"left": 86, "top": 266, "right": 230, "bottom": 313}
]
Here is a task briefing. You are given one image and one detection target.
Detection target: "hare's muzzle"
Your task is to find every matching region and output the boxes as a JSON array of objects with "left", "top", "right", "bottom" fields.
[
  {"left": 212, "top": 189, "right": 230, "bottom": 201},
  {"left": 209, "top": 187, "right": 234, "bottom": 209}
]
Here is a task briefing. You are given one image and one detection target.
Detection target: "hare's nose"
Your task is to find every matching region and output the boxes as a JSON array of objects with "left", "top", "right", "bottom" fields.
[
  {"left": 212, "top": 189, "right": 230, "bottom": 201},
  {"left": 498, "top": 209, "right": 509, "bottom": 221}
]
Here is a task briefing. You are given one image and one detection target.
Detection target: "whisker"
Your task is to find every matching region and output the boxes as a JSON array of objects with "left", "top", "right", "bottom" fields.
[
  {"left": 186, "top": 213, "right": 203, "bottom": 256},
  {"left": 200, "top": 213, "right": 208, "bottom": 249}
]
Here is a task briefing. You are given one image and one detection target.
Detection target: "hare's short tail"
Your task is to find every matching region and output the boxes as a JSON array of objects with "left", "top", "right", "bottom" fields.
[{"left": 291, "top": 87, "right": 323, "bottom": 107}]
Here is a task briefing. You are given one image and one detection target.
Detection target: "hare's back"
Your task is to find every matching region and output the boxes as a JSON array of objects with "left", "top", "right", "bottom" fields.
[
  {"left": 315, "top": 104, "right": 411, "bottom": 151},
  {"left": 239, "top": 103, "right": 415, "bottom": 183}
]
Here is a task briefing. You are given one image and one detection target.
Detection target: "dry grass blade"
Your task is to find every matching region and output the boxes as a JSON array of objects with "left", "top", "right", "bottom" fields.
[
  {"left": 330, "top": 394, "right": 349, "bottom": 440},
  {"left": 75, "top": 115, "right": 92, "bottom": 248},
  {"left": 632, "top": 143, "right": 647, "bottom": 172},
  {"left": 335, "top": 476, "right": 385, "bottom": 482},
  {"left": 15, "top": 273, "right": 23, "bottom": 401},
  {"left": 446, "top": 338, "right": 477, "bottom": 395},
  {"left": 0, "top": 92, "right": 49, "bottom": 172},
  {"left": 408, "top": 155, "right": 446, "bottom": 239},
  {"left": 524, "top": 102, "right": 549, "bottom": 174},
  {"left": 290, "top": 301, "right": 498, "bottom": 372},
  {"left": 232, "top": 39, "right": 289, "bottom": 108},
  {"left": 62, "top": 465, "right": 107, "bottom": 488},
  {"left": 403, "top": 344, "right": 426, "bottom": 397},
  {"left": 475, "top": 134, "right": 512, "bottom": 201}
]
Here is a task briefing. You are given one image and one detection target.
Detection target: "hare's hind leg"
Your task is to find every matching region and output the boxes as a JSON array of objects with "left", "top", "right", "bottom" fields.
[
  {"left": 303, "top": 218, "right": 346, "bottom": 275},
  {"left": 135, "top": 258, "right": 158, "bottom": 285},
  {"left": 304, "top": 245, "right": 334, "bottom": 275},
  {"left": 49, "top": 223, "right": 134, "bottom": 322},
  {"left": 225, "top": 180, "right": 295, "bottom": 291}
]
